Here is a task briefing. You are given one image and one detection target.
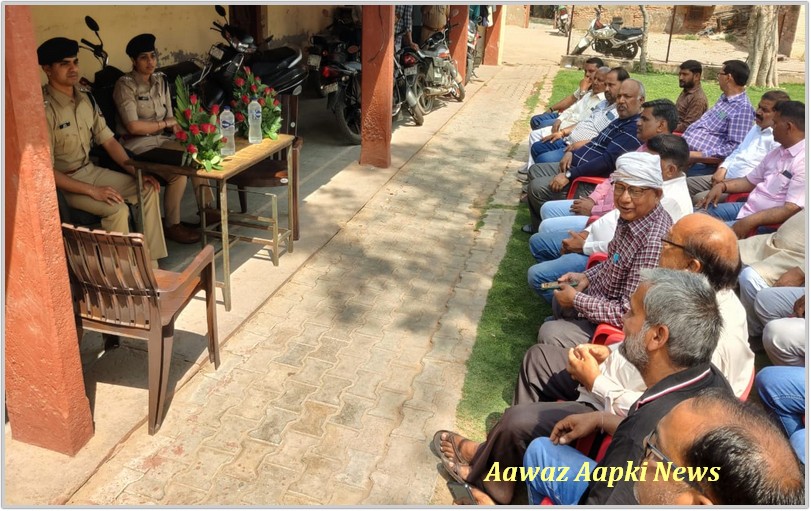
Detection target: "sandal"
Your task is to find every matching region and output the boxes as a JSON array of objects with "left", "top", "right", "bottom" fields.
[
  {"left": 441, "top": 453, "right": 468, "bottom": 485},
  {"left": 432, "top": 430, "right": 471, "bottom": 466}
]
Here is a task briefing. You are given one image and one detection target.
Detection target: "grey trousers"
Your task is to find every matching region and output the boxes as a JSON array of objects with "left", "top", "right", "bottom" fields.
[
  {"left": 755, "top": 286, "right": 806, "bottom": 366},
  {"left": 526, "top": 162, "right": 596, "bottom": 232},
  {"left": 536, "top": 296, "right": 597, "bottom": 348},
  {"left": 686, "top": 175, "right": 732, "bottom": 205}
]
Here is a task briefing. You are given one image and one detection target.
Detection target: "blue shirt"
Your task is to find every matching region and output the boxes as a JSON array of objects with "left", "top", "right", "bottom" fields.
[{"left": 569, "top": 114, "right": 642, "bottom": 179}]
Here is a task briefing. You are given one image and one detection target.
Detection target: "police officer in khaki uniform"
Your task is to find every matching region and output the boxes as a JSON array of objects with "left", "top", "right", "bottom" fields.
[
  {"left": 39, "top": 37, "right": 167, "bottom": 266},
  {"left": 114, "top": 33, "right": 209, "bottom": 244},
  {"left": 421, "top": 5, "right": 450, "bottom": 44}
]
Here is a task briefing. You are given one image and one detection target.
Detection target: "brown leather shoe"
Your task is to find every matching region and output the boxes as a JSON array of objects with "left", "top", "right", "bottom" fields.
[{"left": 165, "top": 223, "right": 201, "bottom": 244}]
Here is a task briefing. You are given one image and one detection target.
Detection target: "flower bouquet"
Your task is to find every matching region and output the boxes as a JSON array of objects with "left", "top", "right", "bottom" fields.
[
  {"left": 231, "top": 66, "right": 283, "bottom": 140},
  {"left": 173, "top": 75, "right": 224, "bottom": 171}
]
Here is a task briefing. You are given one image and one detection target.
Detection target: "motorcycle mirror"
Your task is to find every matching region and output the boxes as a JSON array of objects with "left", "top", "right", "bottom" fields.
[
  {"left": 215, "top": 5, "right": 227, "bottom": 18},
  {"left": 84, "top": 16, "right": 100, "bottom": 33}
]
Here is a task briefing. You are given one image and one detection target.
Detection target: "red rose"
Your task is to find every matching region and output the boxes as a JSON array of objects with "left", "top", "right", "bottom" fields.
[
  {"left": 187, "top": 144, "right": 198, "bottom": 154},
  {"left": 190, "top": 94, "right": 198, "bottom": 105},
  {"left": 210, "top": 104, "right": 220, "bottom": 116},
  {"left": 255, "top": 76, "right": 262, "bottom": 84},
  {"left": 201, "top": 123, "right": 217, "bottom": 135},
  {"left": 189, "top": 124, "right": 201, "bottom": 136},
  {"left": 184, "top": 108, "right": 192, "bottom": 120},
  {"left": 235, "top": 112, "right": 245, "bottom": 122},
  {"left": 264, "top": 87, "right": 272, "bottom": 96},
  {"left": 234, "top": 77, "right": 245, "bottom": 87},
  {"left": 273, "top": 98, "right": 280, "bottom": 107},
  {"left": 250, "top": 84, "right": 258, "bottom": 93},
  {"left": 175, "top": 130, "right": 188, "bottom": 142},
  {"left": 243, "top": 66, "right": 251, "bottom": 75},
  {"left": 258, "top": 98, "right": 266, "bottom": 107},
  {"left": 242, "top": 95, "right": 250, "bottom": 104},
  {"left": 230, "top": 100, "right": 237, "bottom": 108}
]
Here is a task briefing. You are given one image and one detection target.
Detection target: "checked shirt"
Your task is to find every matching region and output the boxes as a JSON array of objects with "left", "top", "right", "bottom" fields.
[
  {"left": 683, "top": 91, "right": 755, "bottom": 159},
  {"left": 573, "top": 204, "right": 672, "bottom": 327},
  {"left": 569, "top": 114, "right": 642, "bottom": 179}
]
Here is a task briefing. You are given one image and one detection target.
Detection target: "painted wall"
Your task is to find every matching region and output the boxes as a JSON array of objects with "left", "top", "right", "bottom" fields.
[
  {"left": 30, "top": 5, "right": 221, "bottom": 78},
  {"left": 264, "top": 5, "right": 335, "bottom": 46}
]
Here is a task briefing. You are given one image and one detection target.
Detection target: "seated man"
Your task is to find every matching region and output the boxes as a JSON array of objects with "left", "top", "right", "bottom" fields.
[
  {"left": 535, "top": 153, "right": 671, "bottom": 348},
  {"left": 519, "top": 66, "right": 609, "bottom": 175},
  {"left": 687, "top": 90, "right": 789, "bottom": 204},
  {"left": 520, "top": 270, "right": 732, "bottom": 505},
  {"left": 523, "top": 78, "right": 644, "bottom": 233},
  {"left": 529, "top": 57, "right": 604, "bottom": 130},
  {"left": 759, "top": 291, "right": 805, "bottom": 366},
  {"left": 682, "top": 60, "right": 756, "bottom": 176},
  {"left": 437, "top": 218, "right": 753, "bottom": 505},
  {"left": 699, "top": 100, "right": 805, "bottom": 239},
  {"left": 674, "top": 59, "right": 708, "bottom": 133},
  {"left": 535, "top": 99, "right": 678, "bottom": 235},
  {"left": 757, "top": 366, "right": 806, "bottom": 466},
  {"left": 39, "top": 37, "right": 167, "bottom": 267},
  {"left": 529, "top": 136, "right": 690, "bottom": 304},
  {"left": 737, "top": 210, "right": 806, "bottom": 350},
  {"left": 633, "top": 389, "right": 805, "bottom": 504}
]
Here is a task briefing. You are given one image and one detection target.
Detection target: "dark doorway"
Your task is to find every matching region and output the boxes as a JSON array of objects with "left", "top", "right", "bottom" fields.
[{"left": 230, "top": 5, "right": 263, "bottom": 42}]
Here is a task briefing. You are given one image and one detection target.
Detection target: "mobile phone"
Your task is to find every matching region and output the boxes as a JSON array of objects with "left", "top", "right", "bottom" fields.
[
  {"left": 447, "top": 481, "right": 476, "bottom": 505},
  {"left": 539, "top": 279, "right": 579, "bottom": 290}
]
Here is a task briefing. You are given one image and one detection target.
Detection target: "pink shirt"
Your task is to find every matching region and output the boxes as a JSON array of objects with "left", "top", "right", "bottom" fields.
[
  {"left": 738, "top": 139, "right": 806, "bottom": 219},
  {"left": 588, "top": 180, "right": 615, "bottom": 216}
]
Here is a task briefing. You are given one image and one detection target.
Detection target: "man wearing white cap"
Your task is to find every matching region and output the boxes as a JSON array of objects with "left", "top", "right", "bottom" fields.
[{"left": 536, "top": 150, "right": 673, "bottom": 349}]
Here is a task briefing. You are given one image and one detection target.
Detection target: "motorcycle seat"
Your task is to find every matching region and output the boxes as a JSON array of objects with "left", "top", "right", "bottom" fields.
[
  {"left": 256, "top": 46, "right": 301, "bottom": 69},
  {"left": 616, "top": 27, "right": 643, "bottom": 39}
]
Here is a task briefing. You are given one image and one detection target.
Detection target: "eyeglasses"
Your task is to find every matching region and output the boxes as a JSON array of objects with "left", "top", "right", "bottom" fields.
[
  {"left": 661, "top": 237, "right": 703, "bottom": 262},
  {"left": 613, "top": 184, "right": 651, "bottom": 199},
  {"left": 642, "top": 430, "right": 707, "bottom": 494}
]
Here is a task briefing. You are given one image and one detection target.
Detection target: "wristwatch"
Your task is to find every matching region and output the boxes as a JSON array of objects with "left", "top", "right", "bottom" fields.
[{"left": 565, "top": 171, "right": 572, "bottom": 179}]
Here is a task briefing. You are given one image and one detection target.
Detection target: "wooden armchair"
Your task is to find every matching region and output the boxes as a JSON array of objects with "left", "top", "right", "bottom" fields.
[{"left": 61, "top": 223, "right": 220, "bottom": 434}]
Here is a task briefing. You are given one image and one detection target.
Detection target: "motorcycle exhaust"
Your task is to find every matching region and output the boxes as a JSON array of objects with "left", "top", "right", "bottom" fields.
[{"left": 405, "top": 88, "right": 419, "bottom": 108}]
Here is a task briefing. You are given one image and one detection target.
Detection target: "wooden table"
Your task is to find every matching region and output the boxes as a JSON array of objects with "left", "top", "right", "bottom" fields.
[{"left": 128, "top": 134, "right": 297, "bottom": 311}]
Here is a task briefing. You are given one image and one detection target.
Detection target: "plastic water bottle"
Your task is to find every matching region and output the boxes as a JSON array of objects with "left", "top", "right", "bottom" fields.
[
  {"left": 220, "top": 106, "right": 236, "bottom": 156},
  {"left": 248, "top": 97, "right": 262, "bottom": 144}
]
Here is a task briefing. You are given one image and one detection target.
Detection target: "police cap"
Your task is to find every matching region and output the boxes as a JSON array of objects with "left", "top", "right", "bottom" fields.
[
  {"left": 37, "top": 37, "right": 79, "bottom": 65},
  {"left": 126, "top": 33, "right": 156, "bottom": 59}
]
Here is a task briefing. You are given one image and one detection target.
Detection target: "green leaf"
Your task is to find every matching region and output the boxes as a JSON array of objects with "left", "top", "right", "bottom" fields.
[{"left": 203, "top": 160, "right": 212, "bottom": 172}]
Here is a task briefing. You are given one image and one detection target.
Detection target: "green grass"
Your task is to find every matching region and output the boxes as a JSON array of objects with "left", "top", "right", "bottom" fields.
[
  {"left": 455, "top": 208, "right": 552, "bottom": 440},
  {"left": 543, "top": 70, "right": 806, "bottom": 111}
]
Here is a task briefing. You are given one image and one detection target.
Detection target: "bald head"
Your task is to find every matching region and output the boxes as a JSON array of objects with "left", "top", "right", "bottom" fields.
[{"left": 659, "top": 214, "right": 741, "bottom": 291}]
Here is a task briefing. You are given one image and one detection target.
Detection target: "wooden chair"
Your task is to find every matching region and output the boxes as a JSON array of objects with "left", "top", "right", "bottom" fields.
[
  {"left": 61, "top": 223, "right": 220, "bottom": 434},
  {"left": 229, "top": 93, "right": 302, "bottom": 240}
]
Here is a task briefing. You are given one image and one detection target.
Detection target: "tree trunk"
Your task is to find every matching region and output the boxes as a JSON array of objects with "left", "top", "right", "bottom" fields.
[
  {"left": 746, "top": 5, "right": 779, "bottom": 87},
  {"left": 638, "top": 6, "right": 650, "bottom": 72}
]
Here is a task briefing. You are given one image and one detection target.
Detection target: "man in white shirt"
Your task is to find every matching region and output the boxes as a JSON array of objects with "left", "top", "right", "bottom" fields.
[{"left": 687, "top": 90, "right": 790, "bottom": 204}]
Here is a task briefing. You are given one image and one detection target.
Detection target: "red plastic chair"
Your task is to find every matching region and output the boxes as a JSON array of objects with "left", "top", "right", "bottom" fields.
[
  {"left": 566, "top": 176, "right": 606, "bottom": 200},
  {"left": 740, "top": 369, "right": 755, "bottom": 402},
  {"left": 586, "top": 252, "right": 607, "bottom": 269},
  {"left": 724, "top": 193, "right": 782, "bottom": 237}
]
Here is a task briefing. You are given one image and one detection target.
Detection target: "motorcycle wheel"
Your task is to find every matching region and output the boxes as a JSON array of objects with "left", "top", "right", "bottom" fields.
[
  {"left": 415, "top": 71, "right": 434, "bottom": 114},
  {"left": 450, "top": 80, "right": 466, "bottom": 102},
  {"left": 620, "top": 42, "right": 639, "bottom": 60},
  {"left": 571, "top": 42, "right": 587, "bottom": 55},
  {"left": 333, "top": 89, "right": 362, "bottom": 145}
]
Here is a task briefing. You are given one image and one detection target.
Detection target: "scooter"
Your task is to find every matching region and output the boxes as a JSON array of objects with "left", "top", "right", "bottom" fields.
[
  {"left": 414, "top": 26, "right": 465, "bottom": 114},
  {"left": 571, "top": 7, "right": 644, "bottom": 59}
]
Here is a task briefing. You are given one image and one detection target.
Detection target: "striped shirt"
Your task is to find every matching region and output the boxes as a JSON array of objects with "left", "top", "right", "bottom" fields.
[
  {"left": 573, "top": 203, "right": 672, "bottom": 327},
  {"left": 569, "top": 114, "right": 642, "bottom": 179},
  {"left": 683, "top": 91, "right": 755, "bottom": 159},
  {"left": 567, "top": 99, "right": 617, "bottom": 144}
]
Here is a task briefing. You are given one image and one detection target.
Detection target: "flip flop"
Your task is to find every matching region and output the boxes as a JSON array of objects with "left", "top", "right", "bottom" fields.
[
  {"left": 432, "top": 430, "right": 470, "bottom": 466},
  {"left": 440, "top": 453, "right": 468, "bottom": 485}
]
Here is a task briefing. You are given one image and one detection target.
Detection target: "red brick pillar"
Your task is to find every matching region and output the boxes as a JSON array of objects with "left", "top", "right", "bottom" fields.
[
  {"left": 483, "top": 6, "right": 504, "bottom": 65},
  {"left": 359, "top": 5, "right": 394, "bottom": 168},
  {"left": 449, "top": 6, "right": 468, "bottom": 83},
  {"left": 4, "top": 5, "right": 94, "bottom": 455}
]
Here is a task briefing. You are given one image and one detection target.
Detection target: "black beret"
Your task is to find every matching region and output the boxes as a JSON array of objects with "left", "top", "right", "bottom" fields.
[
  {"left": 126, "top": 33, "right": 156, "bottom": 58},
  {"left": 37, "top": 37, "right": 79, "bottom": 65}
]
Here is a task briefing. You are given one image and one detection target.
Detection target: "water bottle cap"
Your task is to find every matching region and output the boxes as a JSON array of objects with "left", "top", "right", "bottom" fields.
[
  {"left": 223, "top": 106, "right": 231, "bottom": 111},
  {"left": 251, "top": 96, "right": 258, "bottom": 101}
]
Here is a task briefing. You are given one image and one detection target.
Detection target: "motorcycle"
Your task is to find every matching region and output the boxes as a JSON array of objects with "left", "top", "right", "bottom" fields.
[
  {"left": 413, "top": 26, "right": 465, "bottom": 115},
  {"left": 555, "top": 5, "right": 571, "bottom": 35},
  {"left": 393, "top": 49, "right": 424, "bottom": 126},
  {"left": 320, "top": 44, "right": 363, "bottom": 145},
  {"left": 200, "top": 5, "right": 308, "bottom": 109},
  {"left": 571, "top": 7, "right": 644, "bottom": 59},
  {"left": 466, "top": 18, "right": 481, "bottom": 85}
]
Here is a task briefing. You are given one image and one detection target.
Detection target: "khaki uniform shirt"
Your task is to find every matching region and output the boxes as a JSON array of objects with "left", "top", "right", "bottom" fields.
[
  {"left": 113, "top": 70, "right": 174, "bottom": 154},
  {"left": 422, "top": 5, "right": 449, "bottom": 31},
  {"left": 43, "top": 84, "right": 115, "bottom": 173}
]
